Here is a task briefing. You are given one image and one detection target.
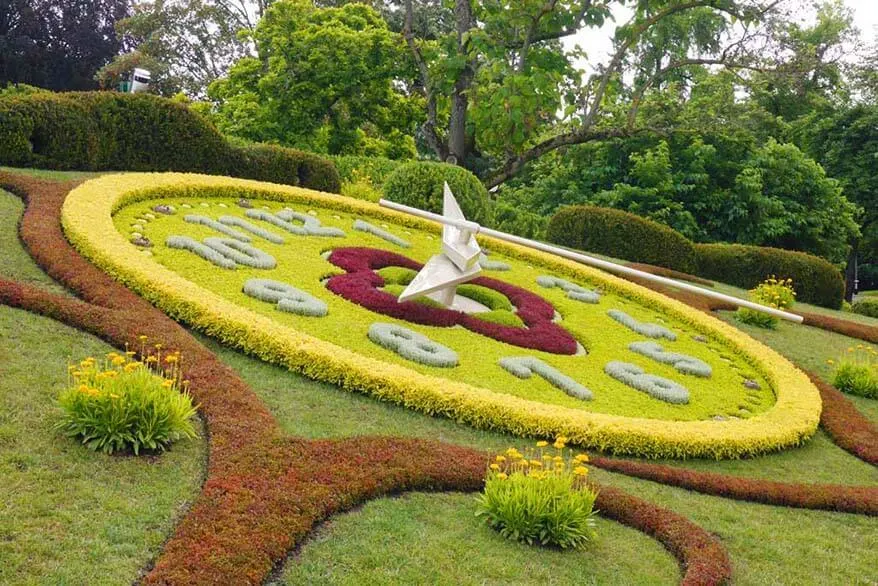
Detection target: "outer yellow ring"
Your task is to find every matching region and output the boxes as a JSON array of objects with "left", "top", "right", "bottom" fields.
[{"left": 62, "top": 172, "right": 821, "bottom": 459}]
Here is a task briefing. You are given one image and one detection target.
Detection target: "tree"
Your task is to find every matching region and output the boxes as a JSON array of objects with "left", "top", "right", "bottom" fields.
[
  {"left": 0, "top": 0, "right": 129, "bottom": 90},
  {"left": 208, "top": 1, "right": 421, "bottom": 157},
  {"left": 400, "top": 0, "right": 786, "bottom": 187},
  {"left": 803, "top": 105, "right": 878, "bottom": 298},
  {"left": 97, "top": 0, "right": 260, "bottom": 96}
]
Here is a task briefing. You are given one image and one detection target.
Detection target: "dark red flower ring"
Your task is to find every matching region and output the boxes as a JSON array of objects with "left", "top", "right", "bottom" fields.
[{"left": 326, "top": 247, "right": 579, "bottom": 355}]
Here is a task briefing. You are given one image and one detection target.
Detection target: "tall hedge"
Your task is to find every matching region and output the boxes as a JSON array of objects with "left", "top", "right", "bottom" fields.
[
  {"left": 547, "top": 205, "right": 697, "bottom": 273},
  {"left": 695, "top": 243, "right": 844, "bottom": 309},
  {"left": 382, "top": 161, "right": 494, "bottom": 225},
  {"left": 0, "top": 91, "right": 340, "bottom": 192}
]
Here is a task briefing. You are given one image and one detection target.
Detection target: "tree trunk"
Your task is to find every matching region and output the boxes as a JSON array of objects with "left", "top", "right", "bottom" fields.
[
  {"left": 448, "top": 0, "right": 474, "bottom": 164},
  {"left": 844, "top": 238, "right": 859, "bottom": 302}
]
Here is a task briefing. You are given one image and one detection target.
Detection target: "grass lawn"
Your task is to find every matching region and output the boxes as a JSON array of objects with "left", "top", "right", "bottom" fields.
[
  {"left": 0, "top": 305, "right": 207, "bottom": 585},
  {"left": 1, "top": 169, "right": 876, "bottom": 585}
]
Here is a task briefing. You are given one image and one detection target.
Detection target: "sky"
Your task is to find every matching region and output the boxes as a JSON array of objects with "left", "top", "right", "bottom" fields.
[{"left": 563, "top": 0, "right": 878, "bottom": 74}]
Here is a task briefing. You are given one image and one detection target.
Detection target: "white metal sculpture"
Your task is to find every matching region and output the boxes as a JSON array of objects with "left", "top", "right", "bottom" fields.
[
  {"left": 380, "top": 189, "right": 805, "bottom": 323},
  {"left": 397, "top": 183, "right": 482, "bottom": 308}
]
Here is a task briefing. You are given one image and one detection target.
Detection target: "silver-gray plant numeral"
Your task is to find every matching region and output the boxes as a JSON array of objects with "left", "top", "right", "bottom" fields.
[
  {"left": 367, "top": 323, "right": 458, "bottom": 367},
  {"left": 499, "top": 356, "right": 593, "bottom": 400},
  {"left": 242, "top": 278, "right": 327, "bottom": 317}
]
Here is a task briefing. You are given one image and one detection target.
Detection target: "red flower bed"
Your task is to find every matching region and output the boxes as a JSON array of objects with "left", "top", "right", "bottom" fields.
[
  {"left": 0, "top": 171, "right": 733, "bottom": 586},
  {"left": 808, "top": 370, "right": 878, "bottom": 466},
  {"left": 326, "top": 247, "right": 579, "bottom": 354}
]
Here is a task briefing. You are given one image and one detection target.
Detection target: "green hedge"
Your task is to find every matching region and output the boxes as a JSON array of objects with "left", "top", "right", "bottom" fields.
[
  {"left": 492, "top": 200, "right": 547, "bottom": 240},
  {"left": 0, "top": 91, "right": 340, "bottom": 192},
  {"left": 382, "top": 161, "right": 494, "bottom": 225},
  {"left": 546, "top": 205, "right": 697, "bottom": 273},
  {"left": 851, "top": 298, "right": 878, "bottom": 318},
  {"left": 695, "top": 243, "right": 844, "bottom": 309}
]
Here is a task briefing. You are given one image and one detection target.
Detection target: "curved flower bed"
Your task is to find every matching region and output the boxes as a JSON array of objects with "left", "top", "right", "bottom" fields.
[
  {"left": 58, "top": 172, "right": 823, "bottom": 459},
  {"left": 0, "top": 170, "right": 732, "bottom": 586}
]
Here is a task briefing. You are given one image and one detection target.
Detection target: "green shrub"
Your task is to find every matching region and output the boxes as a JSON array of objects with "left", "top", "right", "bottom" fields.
[
  {"left": 546, "top": 205, "right": 697, "bottom": 273},
  {"left": 57, "top": 350, "right": 198, "bottom": 455},
  {"left": 695, "top": 243, "right": 844, "bottom": 309},
  {"left": 332, "top": 155, "right": 402, "bottom": 187},
  {"left": 0, "top": 91, "right": 340, "bottom": 192},
  {"left": 476, "top": 440, "right": 598, "bottom": 549},
  {"left": 735, "top": 275, "right": 796, "bottom": 329},
  {"left": 491, "top": 200, "right": 548, "bottom": 240},
  {"left": 382, "top": 161, "right": 494, "bottom": 226},
  {"left": 851, "top": 298, "right": 878, "bottom": 318}
]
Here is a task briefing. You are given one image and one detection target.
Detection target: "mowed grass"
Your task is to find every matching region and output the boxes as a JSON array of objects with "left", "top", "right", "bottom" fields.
[
  {"left": 0, "top": 305, "right": 207, "bottom": 585},
  {"left": 272, "top": 492, "right": 679, "bottom": 586},
  {"left": 202, "top": 333, "right": 878, "bottom": 586},
  {"left": 1, "top": 165, "right": 103, "bottom": 181}
]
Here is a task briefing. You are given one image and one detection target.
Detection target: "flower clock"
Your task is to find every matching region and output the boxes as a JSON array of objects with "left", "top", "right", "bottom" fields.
[{"left": 61, "top": 173, "right": 821, "bottom": 458}]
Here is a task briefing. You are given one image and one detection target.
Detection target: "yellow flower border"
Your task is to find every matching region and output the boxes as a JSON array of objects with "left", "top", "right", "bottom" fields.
[{"left": 62, "top": 173, "right": 821, "bottom": 459}]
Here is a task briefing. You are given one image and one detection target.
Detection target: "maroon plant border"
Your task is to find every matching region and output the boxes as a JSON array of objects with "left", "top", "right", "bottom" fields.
[
  {"left": 0, "top": 171, "right": 732, "bottom": 585},
  {"left": 326, "top": 246, "right": 579, "bottom": 354}
]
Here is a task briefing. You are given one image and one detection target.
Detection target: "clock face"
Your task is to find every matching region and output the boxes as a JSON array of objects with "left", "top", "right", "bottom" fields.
[{"left": 64, "top": 173, "right": 820, "bottom": 457}]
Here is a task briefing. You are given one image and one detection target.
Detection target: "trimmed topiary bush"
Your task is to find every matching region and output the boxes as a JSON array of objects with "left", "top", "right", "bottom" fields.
[
  {"left": 695, "top": 243, "right": 844, "bottom": 309},
  {"left": 382, "top": 161, "right": 494, "bottom": 226},
  {"left": 0, "top": 91, "right": 340, "bottom": 192},
  {"left": 851, "top": 298, "right": 878, "bottom": 318},
  {"left": 546, "top": 205, "right": 697, "bottom": 273}
]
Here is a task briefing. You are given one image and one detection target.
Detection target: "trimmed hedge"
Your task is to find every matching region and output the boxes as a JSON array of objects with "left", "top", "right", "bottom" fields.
[
  {"left": 332, "top": 155, "right": 402, "bottom": 187},
  {"left": 851, "top": 298, "right": 878, "bottom": 318},
  {"left": 547, "top": 205, "right": 697, "bottom": 274},
  {"left": 0, "top": 91, "right": 340, "bottom": 192},
  {"left": 382, "top": 161, "right": 494, "bottom": 226},
  {"left": 695, "top": 243, "right": 844, "bottom": 309}
]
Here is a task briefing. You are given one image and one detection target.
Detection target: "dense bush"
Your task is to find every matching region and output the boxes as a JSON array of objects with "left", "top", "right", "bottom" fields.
[
  {"left": 332, "top": 155, "right": 402, "bottom": 187},
  {"left": 735, "top": 276, "right": 796, "bottom": 329},
  {"left": 492, "top": 200, "right": 548, "bottom": 240},
  {"left": 547, "top": 205, "right": 697, "bottom": 273},
  {"left": 851, "top": 298, "right": 878, "bottom": 318},
  {"left": 695, "top": 243, "right": 844, "bottom": 309},
  {"left": 831, "top": 347, "right": 878, "bottom": 399},
  {"left": 0, "top": 91, "right": 340, "bottom": 192},
  {"left": 382, "top": 161, "right": 494, "bottom": 225}
]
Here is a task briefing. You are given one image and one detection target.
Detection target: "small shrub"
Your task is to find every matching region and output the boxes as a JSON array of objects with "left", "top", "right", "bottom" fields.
[
  {"left": 851, "top": 298, "right": 878, "bottom": 318},
  {"left": 340, "top": 172, "right": 383, "bottom": 203},
  {"left": 695, "top": 243, "right": 843, "bottom": 309},
  {"left": 735, "top": 276, "right": 796, "bottom": 329},
  {"left": 476, "top": 438, "right": 598, "bottom": 549},
  {"left": 56, "top": 341, "right": 198, "bottom": 455},
  {"left": 830, "top": 346, "right": 878, "bottom": 399},
  {"left": 382, "top": 161, "right": 494, "bottom": 226},
  {"left": 332, "top": 155, "right": 402, "bottom": 187},
  {"left": 546, "top": 205, "right": 697, "bottom": 273}
]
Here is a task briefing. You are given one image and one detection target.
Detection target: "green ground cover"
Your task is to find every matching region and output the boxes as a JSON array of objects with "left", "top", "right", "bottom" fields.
[
  {"left": 112, "top": 193, "right": 773, "bottom": 422},
  {"left": 0, "top": 305, "right": 206, "bottom": 585}
]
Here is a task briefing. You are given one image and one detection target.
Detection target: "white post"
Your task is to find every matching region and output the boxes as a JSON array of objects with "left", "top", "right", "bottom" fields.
[{"left": 378, "top": 198, "right": 804, "bottom": 324}]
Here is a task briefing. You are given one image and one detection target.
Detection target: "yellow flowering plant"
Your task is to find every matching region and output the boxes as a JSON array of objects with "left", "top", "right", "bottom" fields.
[
  {"left": 830, "top": 345, "right": 878, "bottom": 399},
  {"left": 735, "top": 276, "right": 796, "bottom": 329},
  {"left": 475, "top": 438, "right": 598, "bottom": 549},
  {"left": 57, "top": 338, "right": 198, "bottom": 455}
]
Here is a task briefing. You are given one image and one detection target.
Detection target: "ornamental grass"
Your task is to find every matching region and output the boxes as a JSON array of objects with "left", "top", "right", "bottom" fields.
[
  {"left": 57, "top": 338, "right": 198, "bottom": 455},
  {"left": 476, "top": 437, "right": 598, "bottom": 549},
  {"left": 735, "top": 276, "right": 796, "bottom": 329}
]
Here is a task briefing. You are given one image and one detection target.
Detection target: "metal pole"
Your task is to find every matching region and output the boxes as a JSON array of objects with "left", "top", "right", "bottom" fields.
[{"left": 378, "top": 199, "right": 804, "bottom": 324}]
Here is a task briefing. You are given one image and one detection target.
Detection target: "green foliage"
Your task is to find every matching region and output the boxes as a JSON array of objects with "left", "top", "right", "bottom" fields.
[
  {"left": 0, "top": 91, "right": 340, "bottom": 192},
  {"left": 332, "top": 156, "right": 404, "bottom": 186},
  {"left": 56, "top": 352, "right": 198, "bottom": 455},
  {"left": 695, "top": 243, "right": 844, "bottom": 309},
  {"left": 340, "top": 177, "right": 382, "bottom": 203},
  {"left": 547, "top": 205, "right": 697, "bottom": 273},
  {"left": 735, "top": 276, "right": 796, "bottom": 330},
  {"left": 456, "top": 284, "right": 513, "bottom": 311},
  {"left": 476, "top": 443, "right": 597, "bottom": 549},
  {"left": 851, "top": 299, "right": 878, "bottom": 318},
  {"left": 209, "top": 1, "right": 422, "bottom": 156},
  {"left": 383, "top": 161, "right": 494, "bottom": 225},
  {"left": 831, "top": 347, "right": 878, "bottom": 399},
  {"left": 491, "top": 201, "right": 548, "bottom": 240}
]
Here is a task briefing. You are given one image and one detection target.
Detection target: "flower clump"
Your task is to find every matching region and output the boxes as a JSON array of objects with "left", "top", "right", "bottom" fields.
[
  {"left": 475, "top": 437, "right": 598, "bottom": 549},
  {"left": 735, "top": 276, "right": 796, "bottom": 329},
  {"left": 57, "top": 337, "right": 199, "bottom": 455},
  {"left": 830, "top": 345, "right": 878, "bottom": 399}
]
